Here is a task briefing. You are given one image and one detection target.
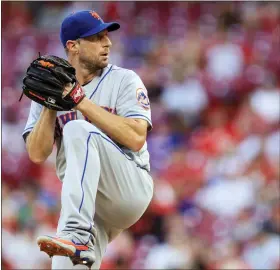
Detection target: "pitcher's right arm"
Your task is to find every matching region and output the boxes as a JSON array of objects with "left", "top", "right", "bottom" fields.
[{"left": 23, "top": 104, "right": 57, "bottom": 164}]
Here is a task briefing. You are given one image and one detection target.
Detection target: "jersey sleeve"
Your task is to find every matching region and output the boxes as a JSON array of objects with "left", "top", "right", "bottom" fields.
[
  {"left": 116, "top": 70, "right": 152, "bottom": 130},
  {"left": 22, "top": 101, "right": 43, "bottom": 141}
]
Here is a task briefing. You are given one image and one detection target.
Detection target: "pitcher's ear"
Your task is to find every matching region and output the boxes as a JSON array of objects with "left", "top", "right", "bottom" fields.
[{"left": 66, "top": 40, "right": 79, "bottom": 54}]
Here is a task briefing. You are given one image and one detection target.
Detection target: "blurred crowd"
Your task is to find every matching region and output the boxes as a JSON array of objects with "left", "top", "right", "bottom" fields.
[{"left": 2, "top": 2, "right": 280, "bottom": 269}]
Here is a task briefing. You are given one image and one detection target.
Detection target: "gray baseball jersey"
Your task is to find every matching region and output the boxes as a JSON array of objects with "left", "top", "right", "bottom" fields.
[
  {"left": 23, "top": 64, "right": 152, "bottom": 181},
  {"left": 22, "top": 64, "right": 154, "bottom": 269}
]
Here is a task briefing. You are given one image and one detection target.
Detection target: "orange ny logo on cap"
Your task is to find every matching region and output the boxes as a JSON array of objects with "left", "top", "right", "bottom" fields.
[
  {"left": 89, "top": 10, "right": 101, "bottom": 20},
  {"left": 39, "top": 60, "right": 54, "bottom": 68}
]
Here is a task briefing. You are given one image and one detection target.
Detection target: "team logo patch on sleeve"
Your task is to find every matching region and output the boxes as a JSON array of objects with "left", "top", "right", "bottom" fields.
[{"left": 136, "top": 88, "right": 150, "bottom": 110}]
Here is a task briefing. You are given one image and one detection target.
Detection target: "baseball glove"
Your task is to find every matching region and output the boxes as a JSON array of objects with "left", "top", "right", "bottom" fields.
[{"left": 21, "top": 55, "right": 85, "bottom": 111}]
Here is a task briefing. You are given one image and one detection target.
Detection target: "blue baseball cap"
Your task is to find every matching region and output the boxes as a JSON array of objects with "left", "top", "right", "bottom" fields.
[{"left": 60, "top": 10, "right": 120, "bottom": 47}]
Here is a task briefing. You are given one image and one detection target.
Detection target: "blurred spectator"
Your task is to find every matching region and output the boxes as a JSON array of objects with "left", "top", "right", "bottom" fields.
[{"left": 144, "top": 214, "right": 194, "bottom": 269}]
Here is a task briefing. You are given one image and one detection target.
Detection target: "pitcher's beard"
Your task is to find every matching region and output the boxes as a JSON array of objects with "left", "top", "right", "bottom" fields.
[{"left": 79, "top": 56, "right": 108, "bottom": 74}]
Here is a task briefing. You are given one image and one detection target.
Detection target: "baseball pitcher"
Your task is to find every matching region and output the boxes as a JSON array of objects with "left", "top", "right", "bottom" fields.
[{"left": 21, "top": 10, "right": 153, "bottom": 269}]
